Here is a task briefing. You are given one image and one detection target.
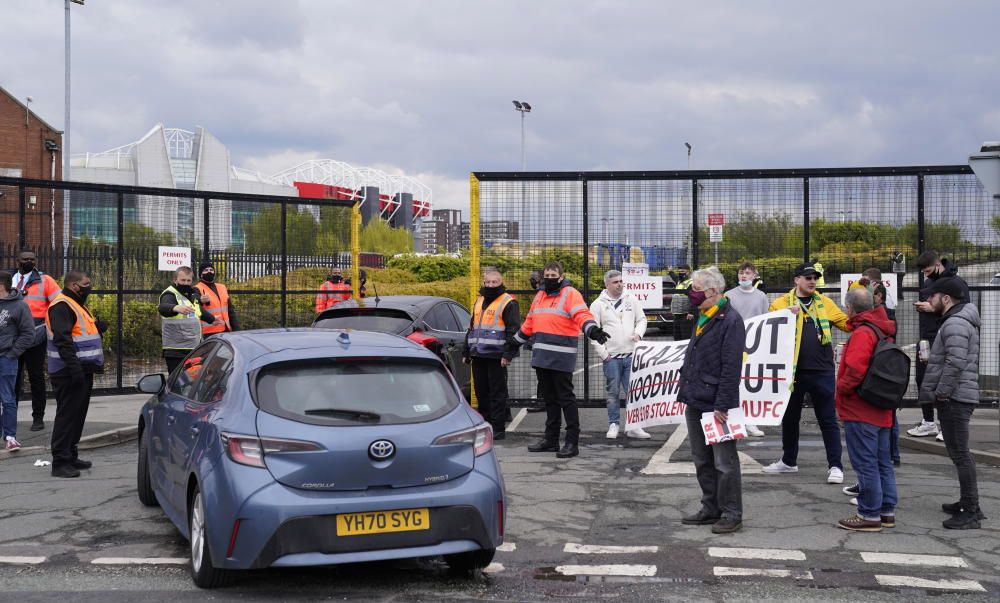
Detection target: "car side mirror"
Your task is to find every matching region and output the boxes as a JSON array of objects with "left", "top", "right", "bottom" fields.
[{"left": 137, "top": 373, "right": 167, "bottom": 394}]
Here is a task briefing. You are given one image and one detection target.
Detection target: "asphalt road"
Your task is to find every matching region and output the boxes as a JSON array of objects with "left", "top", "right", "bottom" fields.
[{"left": 1, "top": 420, "right": 998, "bottom": 601}]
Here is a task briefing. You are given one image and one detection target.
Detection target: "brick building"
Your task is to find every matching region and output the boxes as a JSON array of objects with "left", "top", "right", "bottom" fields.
[{"left": 0, "top": 85, "right": 64, "bottom": 251}]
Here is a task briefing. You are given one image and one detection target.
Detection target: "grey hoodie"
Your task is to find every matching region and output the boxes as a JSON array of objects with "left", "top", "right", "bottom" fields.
[
  {"left": 0, "top": 289, "right": 35, "bottom": 359},
  {"left": 919, "top": 302, "right": 981, "bottom": 405}
]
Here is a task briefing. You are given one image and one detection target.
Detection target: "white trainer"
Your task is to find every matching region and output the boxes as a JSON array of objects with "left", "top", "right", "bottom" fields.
[
  {"left": 828, "top": 467, "right": 844, "bottom": 484},
  {"left": 906, "top": 421, "right": 939, "bottom": 437},
  {"left": 745, "top": 423, "right": 765, "bottom": 437},
  {"left": 936, "top": 431, "right": 945, "bottom": 442},
  {"left": 606, "top": 423, "right": 619, "bottom": 439},
  {"left": 626, "top": 427, "right": 652, "bottom": 439},
  {"left": 762, "top": 460, "right": 798, "bottom": 474}
]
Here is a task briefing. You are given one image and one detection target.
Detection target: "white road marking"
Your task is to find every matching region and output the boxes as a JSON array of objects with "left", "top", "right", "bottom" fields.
[
  {"left": 564, "top": 543, "right": 659, "bottom": 554},
  {"left": 91, "top": 557, "right": 188, "bottom": 565},
  {"left": 497, "top": 542, "right": 517, "bottom": 552},
  {"left": 555, "top": 564, "right": 657, "bottom": 577},
  {"left": 861, "top": 552, "right": 968, "bottom": 568},
  {"left": 714, "top": 566, "right": 814, "bottom": 580},
  {"left": 641, "top": 423, "right": 693, "bottom": 474},
  {"left": 506, "top": 408, "right": 528, "bottom": 432},
  {"left": 0, "top": 556, "right": 46, "bottom": 564},
  {"left": 875, "top": 575, "right": 985, "bottom": 592},
  {"left": 484, "top": 562, "right": 504, "bottom": 573},
  {"left": 708, "top": 547, "right": 806, "bottom": 561}
]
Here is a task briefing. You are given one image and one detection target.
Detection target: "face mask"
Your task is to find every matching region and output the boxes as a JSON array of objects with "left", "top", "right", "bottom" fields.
[
  {"left": 200, "top": 272, "right": 215, "bottom": 283},
  {"left": 328, "top": 275, "right": 343, "bottom": 283},
  {"left": 481, "top": 285, "right": 503, "bottom": 297},
  {"left": 678, "top": 272, "right": 688, "bottom": 280},
  {"left": 76, "top": 284, "right": 92, "bottom": 301},
  {"left": 687, "top": 289, "right": 708, "bottom": 307},
  {"left": 738, "top": 280, "right": 753, "bottom": 289},
  {"left": 177, "top": 284, "right": 195, "bottom": 295},
  {"left": 543, "top": 277, "right": 561, "bottom": 293},
  {"left": 18, "top": 261, "right": 35, "bottom": 273}
]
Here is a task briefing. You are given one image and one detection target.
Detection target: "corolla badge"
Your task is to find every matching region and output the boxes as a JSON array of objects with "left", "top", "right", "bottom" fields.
[{"left": 369, "top": 439, "right": 395, "bottom": 460}]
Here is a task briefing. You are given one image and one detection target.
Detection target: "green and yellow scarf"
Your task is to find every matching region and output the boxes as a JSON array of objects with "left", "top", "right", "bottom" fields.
[
  {"left": 695, "top": 297, "right": 728, "bottom": 337},
  {"left": 782, "top": 288, "right": 834, "bottom": 376}
]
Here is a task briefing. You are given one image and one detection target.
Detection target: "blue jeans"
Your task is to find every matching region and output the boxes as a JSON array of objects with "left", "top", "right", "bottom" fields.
[
  {"left": 844, "top": 421, "right": 897, "bottom": 520},
  {"left": 781, "top": 370, "right": 843, "bottom": 469},
  {"left": 0, "top": 356, "right": 19, "bottom": 439},
  {"left": 603, "top": 356, "right": 630, "bottom": 425},
  {"left": 889, "top": 412, "right": 900, "bottom": 464}
]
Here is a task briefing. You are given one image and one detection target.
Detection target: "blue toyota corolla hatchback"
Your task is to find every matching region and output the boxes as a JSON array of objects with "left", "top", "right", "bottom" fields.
[{"left": 135, "top": 328, "right": 506, "bottom": 588}]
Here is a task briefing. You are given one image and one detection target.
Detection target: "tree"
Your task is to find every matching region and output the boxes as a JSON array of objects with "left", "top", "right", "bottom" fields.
[
  {"left": 315, "top": 205, "right": 352, "bottom": 254},
  {"left": 360, "top": 219, "right": 413, "bottom": 256},
  {"left": 242, "top": 206, "right": 318, "bottom": 254}
]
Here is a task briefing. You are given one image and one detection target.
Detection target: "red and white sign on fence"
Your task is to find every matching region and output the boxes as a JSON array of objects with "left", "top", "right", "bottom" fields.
[{"left": 157, "top": 246, "right": 192, "bottom": 271}]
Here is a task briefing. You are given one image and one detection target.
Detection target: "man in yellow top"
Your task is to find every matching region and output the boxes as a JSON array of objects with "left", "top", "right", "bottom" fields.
[{"left": 762, "top": 262, "right": 851, "bottom": 484}]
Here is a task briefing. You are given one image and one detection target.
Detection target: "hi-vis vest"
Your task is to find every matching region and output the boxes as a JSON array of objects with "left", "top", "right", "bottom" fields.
[
  {"left": 469, "top": 293, "right": 514, "bottom": 358},
  {"left": 161, "top": 286, "right": 204, "bottom": 351},
  {"left": 19, "top": 272, "right": 61, "bottom": 320},
  {"left": 316, "top": 280, "right": 351, "bottom": 313},
  {"left": 513, "top": 284, "right": 597, "bottom": 373},
  {"left": 45, "top": 293, "right": 104, "bottom": 374},
  {"left": 195, "top": 282, "right": 231, "bottom": 334}
]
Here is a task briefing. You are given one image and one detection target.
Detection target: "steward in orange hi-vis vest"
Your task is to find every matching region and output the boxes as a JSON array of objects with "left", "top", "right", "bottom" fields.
[
  {"left": 316, "top": 267, "right": 352, "bottom": 313},
  {"left": 507, "top": 265, "right": 609, "bottom": 459},
  {"left": 512, "top": 280, "right": 603, "bottom": 373},
  {"left": 196, "top": 262, "right": 241, "bottom": 334}
]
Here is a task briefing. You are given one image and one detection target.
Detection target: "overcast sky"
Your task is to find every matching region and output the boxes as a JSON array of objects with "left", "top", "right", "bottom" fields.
[{"left": 3, "top": 1, "right": 998, "bottom": 213}]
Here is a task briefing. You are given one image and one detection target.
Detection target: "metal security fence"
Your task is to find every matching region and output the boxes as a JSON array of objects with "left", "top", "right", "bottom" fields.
[
  {"left": 1, "top": 175, "right": 364, "bottom": 393},
  {"left": 470, "top": 166, "right": 1000, "bottom": 407}
]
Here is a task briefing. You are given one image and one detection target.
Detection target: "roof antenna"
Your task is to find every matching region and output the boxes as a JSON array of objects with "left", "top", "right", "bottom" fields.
[{"left": 372, "top": 278, "right": 380, "bottom": 305}]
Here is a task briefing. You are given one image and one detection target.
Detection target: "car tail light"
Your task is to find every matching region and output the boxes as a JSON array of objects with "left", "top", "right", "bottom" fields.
[
  {"left": 220, "top": 433, "right": 321, "bottom": 468},
  {"left": 431, "top": 424, "right": 493, "bottom": 456}
]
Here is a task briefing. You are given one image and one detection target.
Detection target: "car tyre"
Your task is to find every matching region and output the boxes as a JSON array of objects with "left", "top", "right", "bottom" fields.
[
  {"left": 189, "top": 484, "right": 233, "bottom": 588},
  {"left": 445, "top": 548, "right": 495, "bottom": 575},
  {"left": 136, "top": 430, "right": 158, "bottom": 507}
]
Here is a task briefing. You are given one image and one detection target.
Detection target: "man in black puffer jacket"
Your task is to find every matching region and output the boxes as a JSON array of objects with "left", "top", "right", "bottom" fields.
[{"left": 677, "top": 266, "right": 746, "bottom": 534}]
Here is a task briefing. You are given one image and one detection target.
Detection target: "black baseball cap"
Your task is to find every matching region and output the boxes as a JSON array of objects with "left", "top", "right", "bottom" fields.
[
  {"left": 922, "top": 276, "right": 965, "bottom": 301},
  {"left": 793, "top": 263, "right": 819, "bottom": 278}
]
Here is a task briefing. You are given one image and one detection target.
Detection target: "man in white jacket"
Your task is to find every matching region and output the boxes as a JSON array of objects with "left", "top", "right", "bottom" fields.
[{"left": 591, "top": 270, "right": 650, "bottom": 439}]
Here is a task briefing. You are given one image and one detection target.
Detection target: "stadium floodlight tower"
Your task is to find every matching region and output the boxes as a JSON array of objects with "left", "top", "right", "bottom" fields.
[{"left": 969, "top": 141, "right": 1000, "bottom": 199}]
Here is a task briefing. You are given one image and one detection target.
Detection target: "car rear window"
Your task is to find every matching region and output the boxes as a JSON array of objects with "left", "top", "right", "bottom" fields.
[
  {"left": 313, "top": 309, "right": 412, "bottom": 333},
  {"left": 253, "top": 360, "right": 461, "bottom": 426}
]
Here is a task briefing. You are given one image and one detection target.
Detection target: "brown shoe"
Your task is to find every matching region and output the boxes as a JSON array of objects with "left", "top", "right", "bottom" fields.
[
  {"left": 881, "top": 515, "right": 896, "bottom": 528},
  {"left": 838, "top": 515, "right": 882, "bottom": 532}
]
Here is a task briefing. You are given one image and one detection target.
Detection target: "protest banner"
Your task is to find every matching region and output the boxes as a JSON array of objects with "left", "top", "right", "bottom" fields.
[{"left": 624, "top": 308, "right": 795, "bottom": 429}]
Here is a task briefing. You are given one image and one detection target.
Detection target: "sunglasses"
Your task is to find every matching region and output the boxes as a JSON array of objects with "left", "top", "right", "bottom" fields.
[{"left": 800, "top": 275, "right": 819, "bottom": 281}]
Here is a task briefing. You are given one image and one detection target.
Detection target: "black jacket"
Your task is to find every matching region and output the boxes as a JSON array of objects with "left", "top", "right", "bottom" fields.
[
  {"left": 918, "top": 259, "right": 969, "bottom": 341},
  {"left": 676, "top": 301, "right": 745, "bottom": 413}
]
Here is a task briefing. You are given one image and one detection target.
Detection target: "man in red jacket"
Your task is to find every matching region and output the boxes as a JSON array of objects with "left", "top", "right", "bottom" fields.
[{"left": 835, "top": 287, "right": 898, "bottom": 532}]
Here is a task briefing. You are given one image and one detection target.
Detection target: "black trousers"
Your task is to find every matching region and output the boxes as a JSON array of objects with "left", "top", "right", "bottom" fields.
[
  {"left": 50, "top": 373, "right": 94, "bottom": 467},
  {"left": 916, "top": 360, "right": 935, "bottom": 423},
  {"left": 16, "top": 340, "right": 47, "bottom": 420},
  {"left": 537, "top": 367, "right": 579, "bottom": 446},
  {"left": 471, "top": 357, "right": 509, "bottom": 435},
  {"left": 165, "top": 354, "right": 186, "bottom": 376}
]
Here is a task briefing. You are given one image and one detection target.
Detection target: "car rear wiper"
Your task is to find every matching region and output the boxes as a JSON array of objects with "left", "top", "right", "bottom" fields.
[{"left": 304, "top": 408, "right": 381, "bottom": 422}]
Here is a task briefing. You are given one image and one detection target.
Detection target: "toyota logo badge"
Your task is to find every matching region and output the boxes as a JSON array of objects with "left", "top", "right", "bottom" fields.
[{"left": 369, "top": 440, "right": 395, "bottom": 460}]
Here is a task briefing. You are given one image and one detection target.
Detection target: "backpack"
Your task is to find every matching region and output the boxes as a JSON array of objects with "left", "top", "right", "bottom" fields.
[{"left": 855, "top": 323, "right": 911, "bottom": 409}]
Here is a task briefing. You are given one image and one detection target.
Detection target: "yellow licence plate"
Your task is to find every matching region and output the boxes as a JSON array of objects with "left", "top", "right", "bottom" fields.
[
  {"left": 336, "top": 508, "right": 430, "bottom": 536},
  {"left": 645, "top": 314, "right": 659, "bottom": 321}
]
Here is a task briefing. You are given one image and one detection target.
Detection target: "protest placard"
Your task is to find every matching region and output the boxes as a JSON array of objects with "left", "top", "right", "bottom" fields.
[
  {"left": 700, "top": 407, "right": 748, "bottom": 445},
  {"left": 624, "top": 308, "right": 796, "bottom": 429},
  {"left": 840, "top": 273, "right": 897, "bottom": 309}
]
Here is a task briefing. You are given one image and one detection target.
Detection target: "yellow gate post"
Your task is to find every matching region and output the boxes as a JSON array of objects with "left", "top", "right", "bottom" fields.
[
  {"left": 351, "top": 201, "right": 361, "bottom": 300},
  {"left": 468, "top": 174, "right": 481, "bottom": 409}
]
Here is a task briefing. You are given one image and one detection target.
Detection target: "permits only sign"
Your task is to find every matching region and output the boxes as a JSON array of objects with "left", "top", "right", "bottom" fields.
[
  {"left": 158, "top": 246, "right": 192, "bottom": 271},
  {"left": 624, "top": 308, "right": 796, "bottom": 429},
  {"left": 621, "top": 263, "right": 662, "bottom": 309}
]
